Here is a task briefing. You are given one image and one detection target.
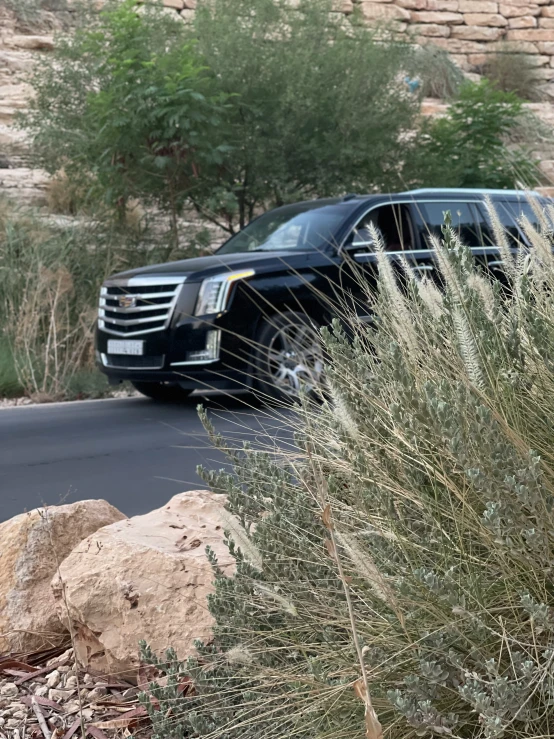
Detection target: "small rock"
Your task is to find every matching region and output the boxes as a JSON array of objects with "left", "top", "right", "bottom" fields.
[
  {"left": 0, "top": 685, "right": 17, "bottom": 699},
  {"left": 34, "top": 685, "right": 49, "bottom": 698},
  {"left": 82, "top": 708, "right": 94, "bottom": 720},
  {"left": 7, "top": 705, "right": 25, "bottom": 715},
  {"left": 65, "top": 676, "right": 78, "bottom": 690},
  {"left": 79, "top": 689, "right": 89, "bottom": 701},
  {"left": 46, "top": 670, "right": 60, "bottom": 688},
  {"left": 83, "top": 674, "right": 94, "bottom": 685},
  {"left": 47, "top": 647, "right": 73, "bottom": 667},
  {"left": 87, "top": 687, "right": 107, "bottom": 702},
  {"left": 48, "top": 688, "right": 75, "bottom": 702},
  {"left": 5, "top": 718, "right": 20, "bottom": 729}
]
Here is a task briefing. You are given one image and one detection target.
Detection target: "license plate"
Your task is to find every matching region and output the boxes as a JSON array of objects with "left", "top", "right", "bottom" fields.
[{"left": 107, "top": 340, "right": 144, "bottom": 356}]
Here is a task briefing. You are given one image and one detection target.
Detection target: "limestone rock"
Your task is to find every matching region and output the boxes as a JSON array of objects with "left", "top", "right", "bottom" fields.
[
  {"left": 396, "top": 0, "right": 427, "bottom": 8},
  {"left": 412, "top": 22, "right": 451, "bottom": 36},
  {"left": 507, "top": 28, "right": 554, "bottom": 40},
  {"left": 409, "top": 11, "right": 464, "bottom": 24},
  {"left": 509, "top": 15, "right": 537, "bottom": 28},
  {"left": 359, "top": 2, "right": 410, "bottom": 20},
  {"left": 451, "top": 24, "right": 505, "bottom": 40},
  {"left": 6, "top": 36, "right": 54, "bottom": 51},
  {"left": 425, "top": 0, "right": 460, "bottom": 10},
  {"left": 499, "top": 4, "right": 541, "bottom": 17},
  {"left": 54, "top": 490, "right": 237, "bottom": 681},
  {"left": 463, "top": 12, "right": 508, "bottom": 26},
  {"left": 0, "top": 500, "right": 126, "bottom": 654},
  {"left": 459, "top": 0, "right": 499, "bottom": 12}
]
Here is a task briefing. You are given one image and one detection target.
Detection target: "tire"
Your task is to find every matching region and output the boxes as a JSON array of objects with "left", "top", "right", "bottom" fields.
[
  {"left": 131, "top": 381, "right": 193, "bottom": 403},
  {"left": 252, "top": 312, "right": 325, "bottom": 403}
]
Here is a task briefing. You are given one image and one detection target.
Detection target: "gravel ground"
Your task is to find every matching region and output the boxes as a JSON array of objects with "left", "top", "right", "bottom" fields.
[{"left": 0, "top": 648, "right": 150, "bottom": 739}]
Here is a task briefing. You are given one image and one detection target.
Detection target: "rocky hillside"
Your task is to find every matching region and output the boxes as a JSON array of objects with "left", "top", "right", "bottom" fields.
[{"left": 0, "top": 3, "right": 66, "bottom": 205}]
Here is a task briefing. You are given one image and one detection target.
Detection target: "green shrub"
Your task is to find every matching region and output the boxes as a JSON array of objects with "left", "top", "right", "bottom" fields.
[
  {"left": 408, "top": 79, "right": 541, "bottom": 189},
  {"left": 193, "top": 0, "right": 419, "bottom": 231},
  {"left": 0, "top": 337, "right": 24, "bottom": 398},
  {"left": 141, "top": 202, "right": 554, "bottom": 739},
  {"left": 483, "top": 46, "right": 542, "bottom": 102},
  {"left": 22, "top": 0, "right": 229, "bottom": 248}
]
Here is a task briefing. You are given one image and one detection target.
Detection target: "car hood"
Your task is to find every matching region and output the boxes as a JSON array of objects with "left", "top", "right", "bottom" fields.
[{"left": 109, "top": 250, "right": 313, "bottom": 282}]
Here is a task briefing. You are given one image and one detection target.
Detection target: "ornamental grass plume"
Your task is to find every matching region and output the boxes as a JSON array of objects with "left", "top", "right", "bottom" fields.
[{"left": 141, "top": 201, "right": 554, "bottom": 739}]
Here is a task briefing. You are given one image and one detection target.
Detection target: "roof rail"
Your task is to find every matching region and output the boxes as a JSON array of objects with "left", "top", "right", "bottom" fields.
[{"left": 406, "top": 187, "right": 541, "bottom": 196}]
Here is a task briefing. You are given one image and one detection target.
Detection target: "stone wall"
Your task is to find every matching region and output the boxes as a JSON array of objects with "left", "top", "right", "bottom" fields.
[
  {"left": 160, "top": 0, "right": 554, "bottom": 93},
  {"left": 2, "top": 0, "right": 554, "bottom": 206}
]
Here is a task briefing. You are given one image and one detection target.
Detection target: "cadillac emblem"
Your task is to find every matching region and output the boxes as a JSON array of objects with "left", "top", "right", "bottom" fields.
[{"left": 118, "top": 295, "right": 137, "bottom": 309}]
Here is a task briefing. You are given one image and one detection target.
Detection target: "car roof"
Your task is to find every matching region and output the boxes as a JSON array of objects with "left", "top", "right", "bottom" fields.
[{"left": 291, "top": 188, "right": 544, "bottom": 211}]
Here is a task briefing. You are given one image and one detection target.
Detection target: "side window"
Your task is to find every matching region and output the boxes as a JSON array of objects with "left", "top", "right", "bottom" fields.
[
  {"left": 495, "top": 200, "right": 546, "bottom": 247},
  {"left": 418, "top": 201, "right": 488, "bottom": 248},
  {"left": 353, "top": 204, "right": 415, "bottom": 251}
]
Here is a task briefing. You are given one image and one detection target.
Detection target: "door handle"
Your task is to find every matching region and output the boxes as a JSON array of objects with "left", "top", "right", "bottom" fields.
[{"left": 414, "top": 264, "right": 434, "bottom": 272}]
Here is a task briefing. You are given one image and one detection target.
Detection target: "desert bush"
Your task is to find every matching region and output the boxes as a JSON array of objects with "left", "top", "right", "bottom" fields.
[
  {"left": 483, "top": 46, "right": 542, "bottom": 102},
  {"left": 412, "top": 45, "right": 464, "bottom": 99},
  {"left": 141, "top": 199, "right": 554, "bottom": 739},
  {"left": 407, "top": 79, "right": 541, "bottom": 189},
  {"left": 0, "top": 199, "right": 190, "bottom": 400}
]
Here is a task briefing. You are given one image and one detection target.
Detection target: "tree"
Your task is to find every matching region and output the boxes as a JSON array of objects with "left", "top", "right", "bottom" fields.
[
  {"left": 192, "top": 0, "right": 420, "bottom": 231},
  {"left": 24, "top": 0, "right": 421, "bottom": 236},
  {"left": 23, "top": 0, "right": 230, "bottom": 248}
]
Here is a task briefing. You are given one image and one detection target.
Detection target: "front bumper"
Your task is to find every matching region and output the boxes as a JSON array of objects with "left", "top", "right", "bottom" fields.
[{"left": 96, "top": 315, "right": 255, "bottom": 391}]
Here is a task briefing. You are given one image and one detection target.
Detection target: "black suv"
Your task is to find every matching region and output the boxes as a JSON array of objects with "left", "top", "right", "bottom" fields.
[{"left": 96, "top": 188, "right": 547, "bottom": 401}]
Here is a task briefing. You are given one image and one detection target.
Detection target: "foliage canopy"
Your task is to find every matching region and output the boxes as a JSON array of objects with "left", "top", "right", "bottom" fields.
[{"left": 408, "top": 80, "right": 539, "bottom": 189}]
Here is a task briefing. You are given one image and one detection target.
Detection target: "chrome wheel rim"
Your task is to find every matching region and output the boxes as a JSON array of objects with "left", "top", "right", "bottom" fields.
[{"left": 266, "top": 321, "right": 324, "bottom": 397}]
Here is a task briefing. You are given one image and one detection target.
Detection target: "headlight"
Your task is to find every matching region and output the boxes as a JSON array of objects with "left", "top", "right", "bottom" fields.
[{"left": 194, "top": 269, "right": 255, "bottom": 317}]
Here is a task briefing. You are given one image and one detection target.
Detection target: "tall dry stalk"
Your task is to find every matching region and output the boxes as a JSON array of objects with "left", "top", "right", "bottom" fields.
[{"left": 8, "top": 266, "right": 94, "bottom": 401}]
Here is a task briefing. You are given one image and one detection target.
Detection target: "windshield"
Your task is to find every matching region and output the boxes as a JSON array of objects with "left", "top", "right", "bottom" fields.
[{"left": 217, "top": 204, "right": 346, "bottom": 254}]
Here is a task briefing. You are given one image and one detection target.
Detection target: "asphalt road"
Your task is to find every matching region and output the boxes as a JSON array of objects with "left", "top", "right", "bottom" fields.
[{"left": 0, "top": 394, "right": 290, "bottom": 522}]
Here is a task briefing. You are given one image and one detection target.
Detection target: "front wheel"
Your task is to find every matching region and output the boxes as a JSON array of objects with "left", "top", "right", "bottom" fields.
[
  {"left": 252, "top": 312, "right": 325, "bottom": 403},
  {"left": 131, "top": 381, "right": 193, "bottom": 403}
]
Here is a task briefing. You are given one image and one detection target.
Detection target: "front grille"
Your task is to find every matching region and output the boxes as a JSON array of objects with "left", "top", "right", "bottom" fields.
[
  {"left": 102, "top": 354, "right": 165, "bottom": 370},
  {"left": 98, "top": 276, "right": 187, "bottom": 337}
]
